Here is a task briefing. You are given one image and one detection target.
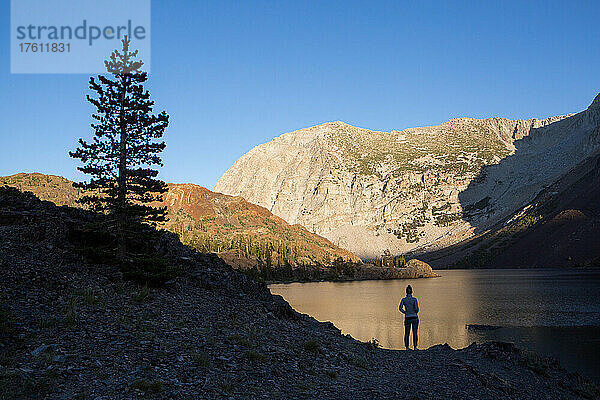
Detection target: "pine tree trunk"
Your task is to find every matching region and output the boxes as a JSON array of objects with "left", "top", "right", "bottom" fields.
[{"left": 117, "top": 74, "right": 128, "bottom": 261}]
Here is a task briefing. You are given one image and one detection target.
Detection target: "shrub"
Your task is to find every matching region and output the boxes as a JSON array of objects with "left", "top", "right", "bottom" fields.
[
  {"left": 121, "top": 256, "right": 181, "bottom": 285},
  {"left": 244, "top": 350, "right": 266, "bottom": 362},
  {"left": 63, "top": 298, "right": 77, "bottom": 329},
  {"left": 83, "top": 288, "right": 98, "bottom": 305},
  {"left": 325, "top": 370, "right": 338, "bottom": 379},
  {"left": 348, "top": 354, "right": 369, "bottom": 369},
  {"left": 192, "top": 352, "right": 210, "bottom": 368},
  {"left": 365, "top": 338, "right": 380, "bottom": 350},
  {"left": 220, "top": 382, "right": 234, "bottom": 393},
  {"left": 303, "top": 340, "right": 320, "bottom": 354},
  {"left": 228, "top": 334, "right": 253, "bottom": 348},
  {"left": 131, "top": 378, "right": 163, "bottom": 393},
  {"left": 131, "top": 285, "right": 150, "bottom": 303},
  {"left": 71, "top": 222, "right": 182, "bottom": 285}
]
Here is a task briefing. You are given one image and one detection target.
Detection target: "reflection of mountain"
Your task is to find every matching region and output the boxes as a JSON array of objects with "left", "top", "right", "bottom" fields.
[
  {"left": 271, "top": 269, "right": 600, "bottom": 380},
  {"left": 0, "top": 173, "right": 360, "bottom": 269}
]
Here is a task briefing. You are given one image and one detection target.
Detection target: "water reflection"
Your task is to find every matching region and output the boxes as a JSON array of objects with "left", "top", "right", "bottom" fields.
[
  {"left": 270, "top": 272, "right": 480, "bottom": 349},
  {"left": 270, "top": 269, "right": 600, "bottom": 381}
]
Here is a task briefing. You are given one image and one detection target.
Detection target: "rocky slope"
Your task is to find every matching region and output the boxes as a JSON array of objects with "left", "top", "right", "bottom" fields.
[
  {"left": 1, "top": 186, "right": 597, "bottom": 399},
  {"left": 0, "top": 173, "right": 360, "bottom": 271},
  {"left": 0, "top": 172, "right": 82, "bottom": 207},
  {"left": 215, "top": 94, "right": 600, "bottom": 260},
  {"left": 161, "top": 183, "right": 361, "bottom": 269},
  {"left": 417, "top": 151, "right": 600, "bottom": 269}
]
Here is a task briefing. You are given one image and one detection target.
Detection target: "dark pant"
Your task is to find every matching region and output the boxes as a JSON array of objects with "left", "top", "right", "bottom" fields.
[{"left": 404, "top": 317, "right": 418, "bottom": 349}]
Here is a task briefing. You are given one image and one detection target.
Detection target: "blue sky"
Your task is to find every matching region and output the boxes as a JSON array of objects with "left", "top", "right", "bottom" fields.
[{"left": 1, "top": 0, "right": 599, "bottom": 188}]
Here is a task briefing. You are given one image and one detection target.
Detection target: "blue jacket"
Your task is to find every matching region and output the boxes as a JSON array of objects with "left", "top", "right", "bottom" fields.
[{"left": 399, "top": 295, "right": 419, "bottom": 318}]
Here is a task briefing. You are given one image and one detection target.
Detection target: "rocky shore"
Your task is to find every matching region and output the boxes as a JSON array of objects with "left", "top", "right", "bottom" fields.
[
  {"left": 324, "top": 258, "right": 440, "bottom": 281},
  {"left": 248, "top": 258, "right": 440, "bottom": 284},
  {"left": 1, "top": 186, "right": 598, "bottom": 399}
]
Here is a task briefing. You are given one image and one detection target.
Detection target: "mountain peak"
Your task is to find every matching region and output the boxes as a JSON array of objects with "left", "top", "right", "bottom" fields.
[
  {"left": 317, "top": 121, "right": 354, "bottom": 129},
  {"left": 588, "top": 92, "right": 600, "bottom": 110}
]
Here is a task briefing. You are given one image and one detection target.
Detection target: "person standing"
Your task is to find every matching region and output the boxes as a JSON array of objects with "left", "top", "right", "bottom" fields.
[{"left": 399, "top": 285, "right": 419, "bottom": 350}]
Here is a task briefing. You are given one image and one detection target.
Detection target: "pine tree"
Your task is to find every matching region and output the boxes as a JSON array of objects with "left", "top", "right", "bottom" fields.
[{"left": 70, "top": 36, "right": 169, "bottom": 259}]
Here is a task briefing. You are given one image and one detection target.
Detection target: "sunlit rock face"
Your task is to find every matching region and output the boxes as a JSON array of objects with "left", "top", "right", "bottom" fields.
[{"left": 216, "top": 94, "right": 600, "bottom": 259}]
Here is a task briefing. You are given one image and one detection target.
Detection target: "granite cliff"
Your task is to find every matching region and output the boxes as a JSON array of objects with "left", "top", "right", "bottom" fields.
[{"left": 215, "top": 94, "right": 600, "bottom": 259}]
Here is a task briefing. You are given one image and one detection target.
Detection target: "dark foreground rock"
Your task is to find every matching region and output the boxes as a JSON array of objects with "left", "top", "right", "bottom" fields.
[{"left": 0, "top": 187, "right": 598, "bottom": 399}]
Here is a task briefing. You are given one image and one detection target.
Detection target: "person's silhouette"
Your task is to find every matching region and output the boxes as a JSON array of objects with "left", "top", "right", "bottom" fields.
[{"left": 399, "top": 284, "right": 419, "bottom": 350}]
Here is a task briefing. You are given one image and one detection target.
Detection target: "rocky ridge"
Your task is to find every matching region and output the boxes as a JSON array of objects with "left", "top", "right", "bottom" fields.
[
  {"left": 0, "top": 186, "right": 598, "bottom": 399},
  {"left": 417, "top": 150, "right": 600, "bottom": 269},
  {"left": 215, "top": 94, "right": 600, "bottom": 259},
  {"left": 161, "top": 182, "right": 361, "bottom": 268},
  {"left": 0, "top": 173, "right": 360, "bottom": 268}
]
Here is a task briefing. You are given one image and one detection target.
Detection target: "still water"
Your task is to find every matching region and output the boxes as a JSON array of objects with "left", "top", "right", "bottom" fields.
[{"left": 270, "top": 269, "right": 600, "bottom": 381}]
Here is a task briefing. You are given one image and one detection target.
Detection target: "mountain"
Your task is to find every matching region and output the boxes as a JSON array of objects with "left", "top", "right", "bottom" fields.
[
  {"left": 417, "top": 151, "right": 600, "bottom": 268},
  {"left": 215, "top": 94, "right": 600, "bottom": 261},
  {"left": 0, "top": 172, "right": 82, "bottom": 207},
  {"left": 483, "top": 152, "right": 600, "bottom": 268},
  {"left": 160, "top": 183, "right": 361, "bottom": 269},
  {"left": 0, "top": 173, "right": 360, "bottom": 271}
]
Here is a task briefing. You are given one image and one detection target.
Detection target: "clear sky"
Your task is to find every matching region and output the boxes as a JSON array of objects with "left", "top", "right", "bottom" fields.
[{"left": 1, "top": 0, "right": 599, "bottom": 189}]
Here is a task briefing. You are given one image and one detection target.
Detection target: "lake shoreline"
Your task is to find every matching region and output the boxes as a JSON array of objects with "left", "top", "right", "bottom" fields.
[
  {"left": 271, "top": 269, "right": 600, "bottom": 384},
  {"left": 264, "top": 273, "right": 440, "bottom": 285},
  {"left": 247, "top": 258, "right": 440, "bottom": 284},
  {"left": 263, "top": 265, "right": 600, "bottom": 285},
  {"left": 259, "top": 264, "right": 600, "bottom": 285}
]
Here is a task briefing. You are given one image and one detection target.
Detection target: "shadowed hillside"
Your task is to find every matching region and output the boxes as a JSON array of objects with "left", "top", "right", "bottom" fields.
[
  {"left": 0, "top": 174, "right": 360, "bottom": 274},
  {"left": 0, "top": 173, "right": 82, "bottom": 207},
  {"left": 412, "top": 95, "right": 600, "bottom": 268},
  {"left": 414, "top": 151, "right": 600, "bottom": 269}
]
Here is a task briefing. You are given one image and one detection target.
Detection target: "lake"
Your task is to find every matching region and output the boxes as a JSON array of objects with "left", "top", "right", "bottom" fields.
[{"left": 269, "top": 269, "right": 600, "bottom": 382}]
